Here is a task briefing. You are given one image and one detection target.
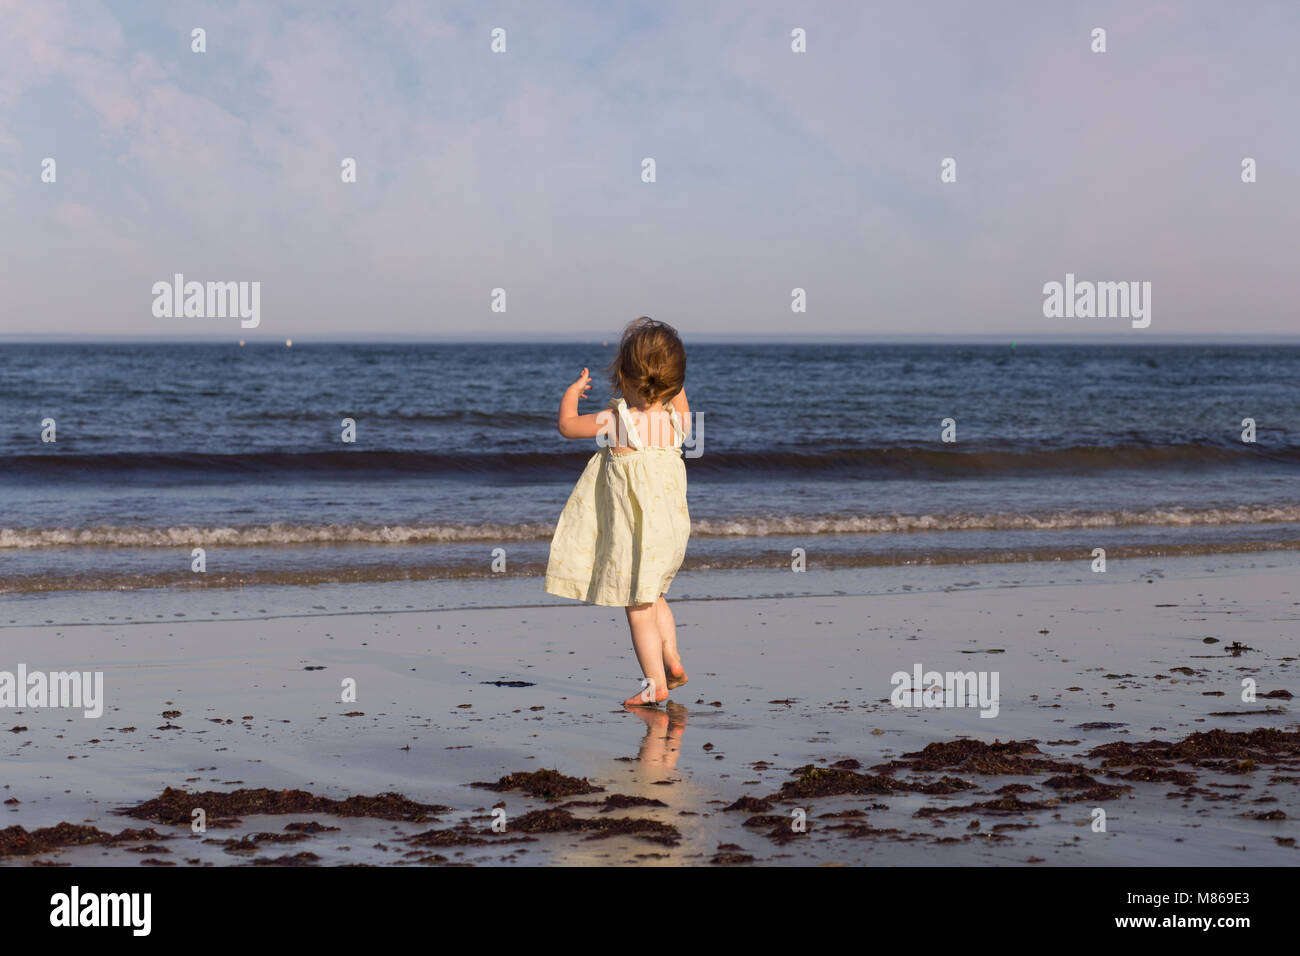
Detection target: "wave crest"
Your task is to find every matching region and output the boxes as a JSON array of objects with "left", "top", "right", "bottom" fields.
[{"left": 5, "top": 504, "right": 1300, "bottom": 550}]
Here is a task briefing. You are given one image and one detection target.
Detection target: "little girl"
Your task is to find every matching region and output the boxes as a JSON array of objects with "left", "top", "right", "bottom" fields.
[{"left": 544, "top": 317, "right": 692, "bottom": 707}]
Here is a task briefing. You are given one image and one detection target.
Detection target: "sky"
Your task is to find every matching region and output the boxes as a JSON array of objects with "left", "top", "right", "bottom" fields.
[{"left": 1, "top": 0, "right": 1297, "bottom": 341}]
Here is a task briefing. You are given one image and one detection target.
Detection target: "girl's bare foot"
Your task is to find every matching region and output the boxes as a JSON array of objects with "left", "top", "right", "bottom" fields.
[
  {"left": 624, "top": 686, "right": 670, "bottom": 707},
  {"left": 664, "top": 650, "right": 688, "bottom": 690}
]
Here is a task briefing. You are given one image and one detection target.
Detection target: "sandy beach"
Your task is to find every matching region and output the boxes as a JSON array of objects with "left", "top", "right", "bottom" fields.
[{"left": 2, "top": 552, "right": 1295, "bottom": 866}]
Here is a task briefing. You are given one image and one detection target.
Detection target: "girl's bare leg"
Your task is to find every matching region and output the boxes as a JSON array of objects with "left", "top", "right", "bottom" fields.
[
  {"left": 624, "top": 602, "right": 669, "bottom": 706},
  {"left": 657, "top": 596, "right": 688, "bottom": 689}
]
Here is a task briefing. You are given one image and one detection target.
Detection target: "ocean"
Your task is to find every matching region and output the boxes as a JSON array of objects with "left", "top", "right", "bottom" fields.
[{"left": 2, "top": 342, "right": 1298, "bottom": 594}]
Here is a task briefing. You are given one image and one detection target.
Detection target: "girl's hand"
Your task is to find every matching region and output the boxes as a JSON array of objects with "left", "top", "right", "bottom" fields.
[
  {"left": 569, "top": 367, "right": 592, "bottom": 399},
  {"left": 557, "top": 367, "right": 605, "bottom": 438}
]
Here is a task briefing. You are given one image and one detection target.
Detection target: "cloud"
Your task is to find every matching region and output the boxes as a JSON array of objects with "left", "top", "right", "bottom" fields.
[{"left": 1, "top": 0, "right": 1297, "bottom": 338}]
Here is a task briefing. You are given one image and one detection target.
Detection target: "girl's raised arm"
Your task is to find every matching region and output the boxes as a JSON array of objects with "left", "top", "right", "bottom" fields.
[{"left": 557, "top": 367, "right": 613, "bottom": 440}]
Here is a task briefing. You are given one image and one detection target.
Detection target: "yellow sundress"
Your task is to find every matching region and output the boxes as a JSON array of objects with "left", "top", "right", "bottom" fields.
[{"left": 544, "top": 398, "right": 691, "bottom": 607}]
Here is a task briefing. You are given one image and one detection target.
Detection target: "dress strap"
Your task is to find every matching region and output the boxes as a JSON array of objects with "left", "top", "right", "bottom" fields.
[
  {"left": 615, "top": 398, "right": 644, "bottom": 449},
  {"left": 667, "top": 405, "right": 685, "bottom": 446}
]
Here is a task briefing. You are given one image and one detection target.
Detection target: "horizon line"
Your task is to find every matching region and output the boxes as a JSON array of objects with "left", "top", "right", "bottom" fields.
[{"left": 4, "top": 333, "right": 1300, "bottom": 346}]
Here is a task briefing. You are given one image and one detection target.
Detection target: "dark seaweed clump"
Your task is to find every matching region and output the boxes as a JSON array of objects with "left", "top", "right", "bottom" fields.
[
  {"left": 471, "top": 769, "right": 605, "bottom": 800},
  {"left": 1091, "top": 729, "right": 1300, "bottom": 776},
  {"left": 119, "top": 787, "right": 450, "bottom": 826},
  {"left": 884, "top": 739, "right": 1085, "bottom": 776},
  {"left": 561, "top": 794, "right": 667, "bottom": 813},
  {"left": 0, "top": 823, "right": 170, "bottom": 859},
  {"left": 404, "top": 808, "right": 680, "bottom": 847}
]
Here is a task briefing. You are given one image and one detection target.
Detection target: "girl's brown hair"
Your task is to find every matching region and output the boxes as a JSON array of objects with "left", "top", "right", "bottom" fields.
[{"left": 608, "top": 317, "right": 686, "bottom": 407}]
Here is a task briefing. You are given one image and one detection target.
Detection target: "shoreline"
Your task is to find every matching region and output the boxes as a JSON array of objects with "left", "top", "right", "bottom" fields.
[
  {"left": 5, "top": 535, "right": 1300, "bottom": 595},
  {"left": 6, "top": 531, "right": 1300, "bottom": 598}
]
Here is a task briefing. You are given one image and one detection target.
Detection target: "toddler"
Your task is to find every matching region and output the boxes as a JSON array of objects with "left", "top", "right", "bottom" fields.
[{"left": 544, "top": 317, "right": 692, "bottom": 706}]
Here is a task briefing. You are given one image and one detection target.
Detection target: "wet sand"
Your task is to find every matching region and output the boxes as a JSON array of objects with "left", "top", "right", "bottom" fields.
[{"left": 2, "top": 553, "right": 1296, "bottom": 865}]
